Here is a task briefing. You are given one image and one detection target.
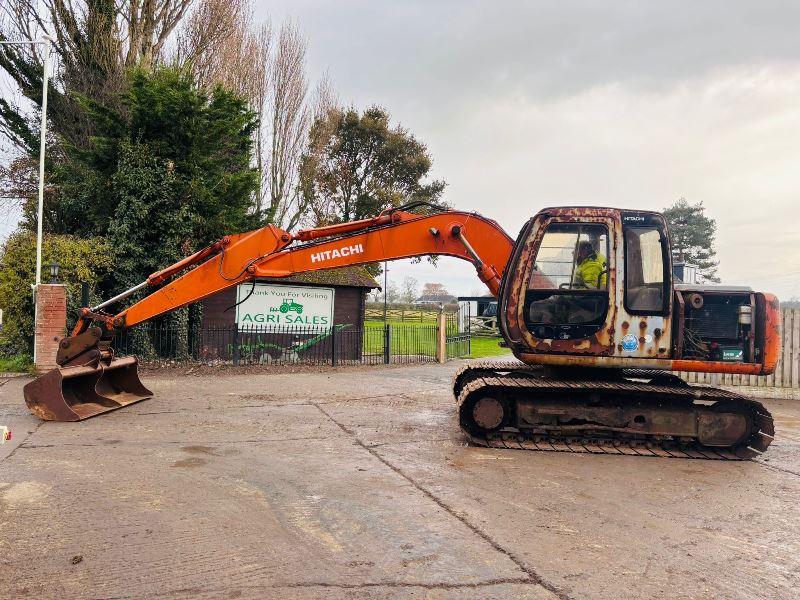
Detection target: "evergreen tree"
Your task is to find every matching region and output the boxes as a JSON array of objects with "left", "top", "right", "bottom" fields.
[
  {"left": 663, "top": 198, "right": 720, "bottom": 282},
  {"left": 299, "top": 106, "right": 446, "bottom": 225},
  {"left": 23, "top": 67, "right": 260, "bottom": 296}
]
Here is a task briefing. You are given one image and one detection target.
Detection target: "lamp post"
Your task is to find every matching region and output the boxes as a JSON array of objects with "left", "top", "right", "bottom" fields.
[
  {"left": 1, "top": 35, "right": 54, "bottom": 363},
  {"left": 49, "top": 260, "right": 60, "bottom": 284},
  {"left": 383, "top": 261, "right": 388, "bottom": 323},
  {"left": 0, "top": 36, "right": 52, "bottom": 286}
]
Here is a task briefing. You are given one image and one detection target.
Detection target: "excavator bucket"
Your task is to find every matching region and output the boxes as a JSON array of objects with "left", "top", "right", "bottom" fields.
[{"left": 24, "top": 356, "right": 152, "bottom": 421}]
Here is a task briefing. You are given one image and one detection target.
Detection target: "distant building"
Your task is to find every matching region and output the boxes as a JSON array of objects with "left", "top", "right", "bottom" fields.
[
  {"left": 673, "top": 262, "right": 702, "bottom": 285},
  {"left": 457, "top": 295, "right": 497, "bottom": 316}
]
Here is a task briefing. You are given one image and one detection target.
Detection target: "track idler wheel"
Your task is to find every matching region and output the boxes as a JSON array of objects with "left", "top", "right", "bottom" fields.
[
  {"left": 472, "top": 397, "right": 505, "bottom": 430},
  {"left": 460, "top": 390, "right": 511, "bottom": 436}
]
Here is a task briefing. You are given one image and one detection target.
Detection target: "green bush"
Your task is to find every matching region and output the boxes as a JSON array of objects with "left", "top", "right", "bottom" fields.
[
  {"left": 0, "top": 232, "right": 113, "bottom": 356},
  {"left": 0, "top": 354, "right": 34, "bottom": 373}
]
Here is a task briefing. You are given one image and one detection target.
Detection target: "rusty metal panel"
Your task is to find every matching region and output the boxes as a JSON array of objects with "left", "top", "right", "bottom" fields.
[{"left": 757, "top": 292, "right": 782, "bottom": 375}]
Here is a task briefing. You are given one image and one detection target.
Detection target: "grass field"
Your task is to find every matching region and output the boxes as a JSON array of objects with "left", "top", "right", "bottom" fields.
[
  {"left": 362, "top": 321, "right": 437, "bottom": 357},
  {"left": 466, "top": 336, "right": 512, "bottom": 359},
  {"left": 363, "top": 320, "right": 510, "bottom": 359}
]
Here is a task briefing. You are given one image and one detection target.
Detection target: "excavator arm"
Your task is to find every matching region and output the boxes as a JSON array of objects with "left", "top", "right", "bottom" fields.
[
  {"left": 25, "top": 206, "right": 514, "bottom": 421},
  {"left": 94, "top": 208, "right": 514, "bottom": 330}
]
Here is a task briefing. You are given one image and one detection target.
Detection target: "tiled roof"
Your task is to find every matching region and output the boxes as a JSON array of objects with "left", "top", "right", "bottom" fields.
[{"left": 259, "top": 266, "right": 379, "bottom": 289}]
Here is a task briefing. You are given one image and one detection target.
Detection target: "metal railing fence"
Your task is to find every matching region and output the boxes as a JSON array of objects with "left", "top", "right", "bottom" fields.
[{"left": 112, "top": 321, "right": 467, "bottom": 366}]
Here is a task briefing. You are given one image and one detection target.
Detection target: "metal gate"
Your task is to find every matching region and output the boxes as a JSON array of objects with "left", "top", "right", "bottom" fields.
[{"left": 445, "top": 303, "right": 471, "bottom": 358}]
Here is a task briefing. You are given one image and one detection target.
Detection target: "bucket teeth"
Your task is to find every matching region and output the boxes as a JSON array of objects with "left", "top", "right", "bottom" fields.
[{"left": 24, "top": 356, "right": 152, "bottom": 421}]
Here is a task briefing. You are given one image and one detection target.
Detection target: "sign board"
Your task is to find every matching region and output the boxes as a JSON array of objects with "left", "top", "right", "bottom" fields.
[{"left": 235, "top": 283, "right": 335, "bottom": 329}]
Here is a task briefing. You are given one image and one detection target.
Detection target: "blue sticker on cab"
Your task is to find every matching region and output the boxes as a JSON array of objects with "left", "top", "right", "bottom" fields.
[{"left": 621, "top": 334, "right": 639, "bottom": 352}]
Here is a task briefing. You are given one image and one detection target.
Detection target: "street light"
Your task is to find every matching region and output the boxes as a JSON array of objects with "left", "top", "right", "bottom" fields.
[
  {"left": 1, "top": 35, "right": 53, "bottom": 364},
  {"left": 49, "top": 260, "right": 60, "bottom": 283},
  {"left": 0, "top": 35, "right": 52, "bottom": 287}
]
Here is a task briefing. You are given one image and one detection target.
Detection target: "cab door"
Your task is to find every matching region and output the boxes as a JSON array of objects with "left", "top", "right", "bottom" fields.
[{"left": 612, "top": 213, "right": 673, "bottom": 359}]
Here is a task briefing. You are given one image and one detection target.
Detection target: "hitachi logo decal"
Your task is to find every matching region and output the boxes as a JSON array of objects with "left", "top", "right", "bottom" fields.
[{"left": 310, "top": 243, "right": 364, "bottom": 263}]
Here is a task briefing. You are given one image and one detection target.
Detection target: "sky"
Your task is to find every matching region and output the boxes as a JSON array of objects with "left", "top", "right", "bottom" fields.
[{"left": 259, "top": 0, "right": 800, "bottom": 300}]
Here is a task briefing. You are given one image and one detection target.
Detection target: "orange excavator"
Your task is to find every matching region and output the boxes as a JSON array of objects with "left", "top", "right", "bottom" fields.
[{"left": 24, "top": 203, "right": 780, "bottom": 459}]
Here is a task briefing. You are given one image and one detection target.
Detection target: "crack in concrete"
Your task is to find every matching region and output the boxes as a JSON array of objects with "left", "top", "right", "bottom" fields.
[
  {"left": 148, "top": 576, "right": 544, "bottom": 599},
  {"left": 756, "top": 461, "right": 800, "bottom": 478},
  {"left": 249, "top": 577, "right": 539, "bottom": 590},
  {"left": 83, "top": 576, "right": 542, "bottom": 600},
  {"left": 311, "top": 401, "right": 571, "bottom": 600},
  {"left": 366, "top": 437, "right": 456, "bottom": 449},
  {"left": 133, "top": 402, "right": 313, "bottom": 415},
  {"left": 16, "top": 434, "right": 341, "bottom": 450}
]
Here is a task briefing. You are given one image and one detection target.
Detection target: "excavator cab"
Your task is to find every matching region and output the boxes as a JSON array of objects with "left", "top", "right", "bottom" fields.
[
  {"left": 500, "top": 207, "right": 675, "bottom": 364},
  {"left": 457, "top": 206, "right": 776, "bottom": 458}
]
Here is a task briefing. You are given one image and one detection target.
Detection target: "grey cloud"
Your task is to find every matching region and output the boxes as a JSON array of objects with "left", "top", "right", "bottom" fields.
[{"left": 263, "top": 1, "right": 800, "bottom": 104}]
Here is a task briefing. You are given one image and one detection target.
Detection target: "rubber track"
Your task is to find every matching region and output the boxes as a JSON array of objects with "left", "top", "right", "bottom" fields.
[{"left": 453, "top": 362, "right": 775, "bottom": 460}]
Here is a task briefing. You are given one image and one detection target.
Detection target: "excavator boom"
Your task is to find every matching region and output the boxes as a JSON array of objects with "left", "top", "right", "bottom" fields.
[{"left": 116, "top": 209, "right": 513, "bottom": 330}]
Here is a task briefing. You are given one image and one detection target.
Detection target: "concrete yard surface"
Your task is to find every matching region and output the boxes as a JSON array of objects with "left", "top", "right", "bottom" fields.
[{"left": 1, "top": 361, "right": 799, "bottom": 599}]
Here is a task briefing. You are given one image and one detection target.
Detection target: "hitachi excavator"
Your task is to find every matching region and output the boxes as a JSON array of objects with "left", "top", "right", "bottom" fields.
[{"left": 24, "top": 203, "right": 780, "bottom": 459}]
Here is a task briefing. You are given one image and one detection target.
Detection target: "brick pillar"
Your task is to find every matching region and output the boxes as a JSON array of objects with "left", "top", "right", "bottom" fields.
[{"left": 34, "top": 284, "right": 67, "bottom": 373}]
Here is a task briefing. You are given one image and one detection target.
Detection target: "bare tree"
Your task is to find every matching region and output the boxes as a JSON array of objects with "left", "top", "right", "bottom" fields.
[
  {"left": 177, "top": 9, "right": 333, "bottom": 228},
  {"left": 2, "top": 1, "right": 194, "bottom": 75},
  {"left": 275, "top": 72, "right": 337, "bottom": 230},
  {"left": 120, "top": 1, "right": 195, "bottom": 67},
  {"left": 0, "top": 0, "right": 198, "bottom": 153},
  {"left": 400, "top": 276, "right": 419, "bottom": 304},
  {"left": 175, "top": 0, "right": 269, "bottom": 105},
  {"left": 422, "top": 283, "right": 450, "bottom": 297},
  {"left": 263, "top": 21, "right": 324, "bottom": 228},
  {"left": 266, "top": 23, "right": 307, "bottom": 218}
]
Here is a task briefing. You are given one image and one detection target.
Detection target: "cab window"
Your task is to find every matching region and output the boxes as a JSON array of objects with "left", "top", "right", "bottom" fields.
[
  {"left": 529, "top": 223, "right": 609, "bottom": 292},
  {"left": 624, "top": 226, "right": 667, "bottom": 314},
  {"left": 524, "top": 223, "right": 609, "bottom": 337}
]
